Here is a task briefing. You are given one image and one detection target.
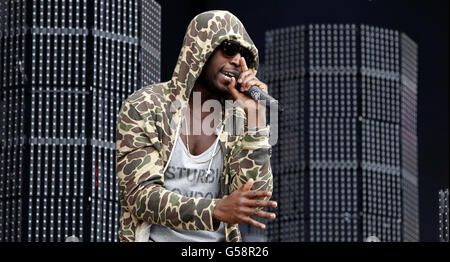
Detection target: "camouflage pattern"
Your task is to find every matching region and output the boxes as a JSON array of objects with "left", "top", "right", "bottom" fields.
[{"left": 116, "top": 10, "right": 272, "bottom": 242}]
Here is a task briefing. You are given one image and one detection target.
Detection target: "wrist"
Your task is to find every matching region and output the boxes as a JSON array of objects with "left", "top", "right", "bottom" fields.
[
  {"left": 246, "top": 110, "right": 266, "bottom": 128},
  {"left": 213, "top": 199, "right": 224, "bottom": 221}
]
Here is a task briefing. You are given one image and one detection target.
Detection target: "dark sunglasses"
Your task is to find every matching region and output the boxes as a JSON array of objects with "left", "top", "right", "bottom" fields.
[{"left": 219, "top": 40, "right": 255, "bottom": 68}]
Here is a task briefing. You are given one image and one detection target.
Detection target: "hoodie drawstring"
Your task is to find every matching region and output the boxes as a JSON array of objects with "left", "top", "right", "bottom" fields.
[
  {"left": 204, "top": 124, "right": 224, "bottom": 183},
  {"left": 163, "top": 116, "right": 224, "bottom": 181},
  {"left": 163, "top": 118, "right": 182, "bottom": 174}
]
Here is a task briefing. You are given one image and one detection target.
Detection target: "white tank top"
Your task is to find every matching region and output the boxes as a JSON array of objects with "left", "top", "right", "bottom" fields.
[{"left": 149, "top": 134, "right": 225, "bottom": 242}]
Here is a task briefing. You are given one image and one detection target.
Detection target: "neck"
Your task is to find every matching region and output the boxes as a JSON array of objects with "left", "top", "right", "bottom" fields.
[
  {"left": 188, "top": 81, "right": 223, "bottom": 120},
  {"left": 189, "top": 82, "right": 221, "bottom": 107},
  {"left": 183, "top": 81, "right": 223, "bottom": 136}
]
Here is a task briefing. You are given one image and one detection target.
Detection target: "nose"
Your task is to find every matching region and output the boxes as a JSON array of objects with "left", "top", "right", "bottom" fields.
[{"left": 230, "top": 53, "right": 242, "bottom": 67}]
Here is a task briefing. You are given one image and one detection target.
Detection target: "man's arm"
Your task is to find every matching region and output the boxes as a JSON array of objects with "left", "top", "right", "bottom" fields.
[
  {"left": 213, "top": 122, "right": 275, "bottom": 229},
  {"left": 213, "top": 57, "right": 276, "bottom": 229},
  {"left": 225, "top": 57, "right": 274, "bottom": 196}
]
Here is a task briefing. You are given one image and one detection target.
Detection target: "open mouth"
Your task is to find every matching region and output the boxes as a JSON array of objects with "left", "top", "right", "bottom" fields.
[
  {"left": 219, "top": 70, "right": 238, "bottom": 84},
  {"left": 222, "top": 71, "right": 235, "bottom": 78}
]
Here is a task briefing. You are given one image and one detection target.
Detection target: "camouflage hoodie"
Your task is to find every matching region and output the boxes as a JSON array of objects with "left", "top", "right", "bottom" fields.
[{"left": 116, "top": 10, "right": 273, "bottom": 242}]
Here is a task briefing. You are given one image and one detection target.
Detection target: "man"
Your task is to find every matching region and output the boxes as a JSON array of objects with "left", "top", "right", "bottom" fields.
[{"left": 116, "top": 10, "right": 276, "bottom": 242}]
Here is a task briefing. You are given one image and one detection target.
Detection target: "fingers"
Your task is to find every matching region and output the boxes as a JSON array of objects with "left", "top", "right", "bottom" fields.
[
  {"left": 245, "top": 190, "right": 272, "bottom": 199},
  {"left": 237, "top": 70, "right": 252, "bottom": 85},
  {"left": 242, "top": 216, "right": 266, "bottom": 230},
  {"left": 239, "top": 75, "right": 256, "bottom": 91},
  {"left": 240, "top": 57, "right": 248, "bottom": 72},
  {"left": 220, "top": 184, "right": 277, "bottom": 228},
  {"left": 241, "top": 207, "right": 277, "bottom": 220},
  {"left": 244, "top": 80, "right": 268, "bottom": 94},
  {"left": 227, "top": 75, "right": 236, "bottom": 89},
  {"left": 226, "top": 77, "right": 241, "bottom": 101},
  {"left": 227, "top": 77, "right": 255, "bottom": 110},
  {"left": 246, "top": 199, "right": 278, "bottom": 208},
  {"left": 259, "top": 84, "right": 268, "bottom": 94},
  {"left": 240, "top": 178, "right": 254, "bottom": 192},
  {"left": 236, "top": 63, "right": 268, "bottom": 93}
]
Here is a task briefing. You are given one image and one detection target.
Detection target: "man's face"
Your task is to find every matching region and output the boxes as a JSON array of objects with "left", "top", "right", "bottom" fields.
[{"left": 197, "top": 46, "right": 243, "bottom": 98}]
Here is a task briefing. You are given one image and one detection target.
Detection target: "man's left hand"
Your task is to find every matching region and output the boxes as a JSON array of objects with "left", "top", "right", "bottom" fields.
[{"left": 226, "top": 57, "right": 268, "bottom": 128}]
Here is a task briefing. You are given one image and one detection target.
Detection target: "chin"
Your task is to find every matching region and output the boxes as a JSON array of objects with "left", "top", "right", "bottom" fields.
[
  {"left": 209, "top": 79, "right": 229, "bottom": 95},
  {"left": 214, "top": 86, "right": 230, "bottom": 97}
]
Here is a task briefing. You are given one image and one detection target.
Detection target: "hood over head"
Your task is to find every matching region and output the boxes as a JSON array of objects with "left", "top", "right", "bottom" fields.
[{"left": 168, "top": 10, "right": 259, "bottom": 107}]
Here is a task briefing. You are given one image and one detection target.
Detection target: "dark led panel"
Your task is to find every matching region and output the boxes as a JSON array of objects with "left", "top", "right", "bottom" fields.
[
  {"left": 262, "top": 24, "right": 418, "bottom": 242},
  {"left": 438, "top": 189, "right": 449, "bottom": 242},
  {"left": 310, "top": 212, "right": 358, "bottom": 242},
  {"left": 263, "top": 26, "right": 306, "bottom": 242},
  {"left": 0, "top": 0, "right": 160, "bottom": 242},
  {"left": 362, "top": 214, "right": 402, "bottom": 242},
  {"left": 26, "top": 0, "right": 90, "bottom": 241},
  {"left": 400, "top": 33, "right": 419, "bottom": 242},
  {"left": 361, "top": 25, "right": 400, "bottom": 123},
  {"left": 308, "top": 24, "right": 360, "bottom": 243},
  {"left": 0, "top": 0, "right": 27, "bottom": 242},
  {"left": 90, "top": 0, "right": 160, "bottom": 242},
  {"left": 141, "top": 0, "right": 161, "bottom": 86}
]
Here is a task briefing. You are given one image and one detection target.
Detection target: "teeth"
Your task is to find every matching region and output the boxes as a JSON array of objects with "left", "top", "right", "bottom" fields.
[{"left": 223, "top": 72, "right": 233, "bottom": 77}]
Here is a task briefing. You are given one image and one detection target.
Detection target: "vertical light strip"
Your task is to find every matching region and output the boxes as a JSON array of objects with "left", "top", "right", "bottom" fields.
[
  {"left": 65, "top": 91, "right": 71, "bottom": 240},
  {"left": 102, "top": 146, "right": 106, "bottom": 242},
  {"left": 67, "top": 0, "right": 72, "bottom": 86},
  {"left": 80, "top": 88, "right": 85, "bottom": 239},
  {"left": 73, "top": 87, "right": 78, "bottom": 237},
  {"left": 35, "top": 87, "right": 42, "bottom": 242},
  {"left": 43, "top": 86, "right": 50, "bottom": 240},
  {"left": 57, "top": 89, "right": 64, "bottom": 242},
  {"left": 17, "top": 1, "right": 24, "bottom": 241},
  {"left": 99, "top": 89, "right": 104, "bottom": 241}
]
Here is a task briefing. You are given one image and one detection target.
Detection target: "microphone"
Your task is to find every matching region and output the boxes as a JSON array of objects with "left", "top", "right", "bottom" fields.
[{"left": 234, "top": 74, "right": 283, "bottom": 112}]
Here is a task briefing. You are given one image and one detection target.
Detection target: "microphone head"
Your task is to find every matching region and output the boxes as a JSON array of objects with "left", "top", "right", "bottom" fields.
[{"left": 233, "top": 73, "right": 284, "bottom": 112}]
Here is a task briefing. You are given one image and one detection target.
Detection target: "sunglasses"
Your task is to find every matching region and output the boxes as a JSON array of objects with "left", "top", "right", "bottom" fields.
[{"left": 219, "top": 40, "right": 255, "bottom": 68}]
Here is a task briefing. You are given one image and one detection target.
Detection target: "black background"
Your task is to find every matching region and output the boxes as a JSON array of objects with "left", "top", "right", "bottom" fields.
[{"left": 154, "top": 0, "right": 449, "bottom": 242}]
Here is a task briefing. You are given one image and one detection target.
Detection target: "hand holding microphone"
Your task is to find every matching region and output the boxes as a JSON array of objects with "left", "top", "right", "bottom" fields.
[
  {"left": 227, "top": 58, "right": 282, "bottom": 112},
  {"left": 226, "top": 58, "right": 282, "bottom": 128},
  {"left": 225, "top": 58, "right": 266, "bottom": 128}
]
